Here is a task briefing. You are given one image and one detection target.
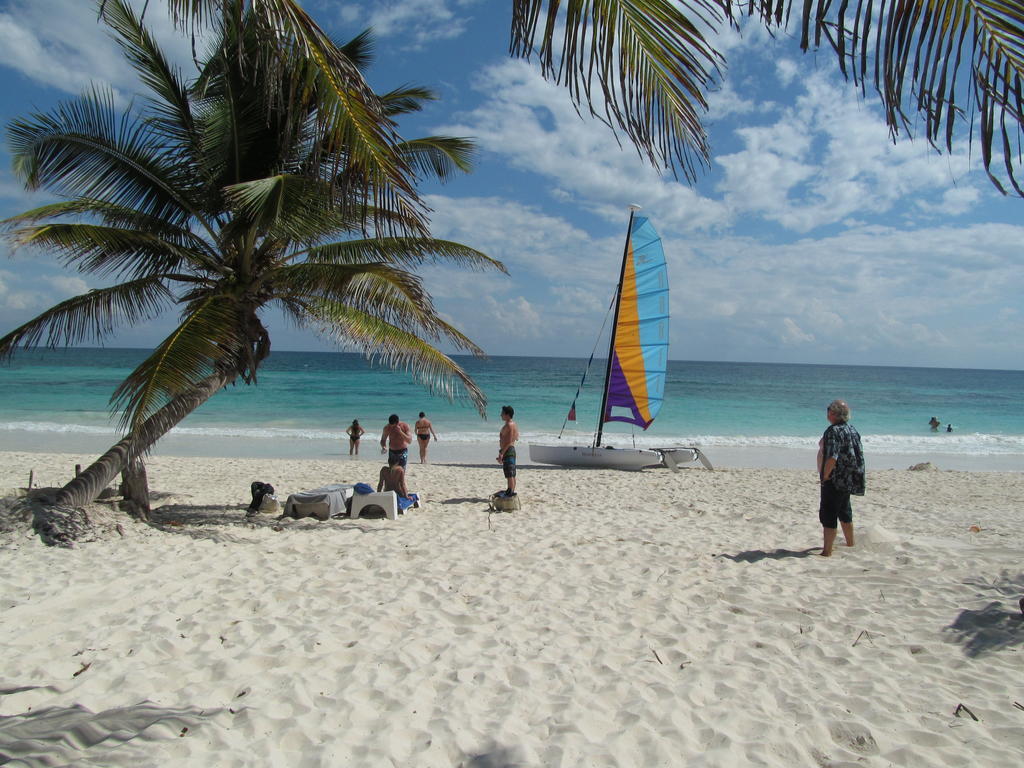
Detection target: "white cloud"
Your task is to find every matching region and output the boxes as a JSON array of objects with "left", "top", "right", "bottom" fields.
[
  {"left": 424, "top": 194, "right": 610, "bottom": 286},
  {"left": 419, "top": 188, "right": 1023, "bottom": 365},
  {"left": 0, "top": 268, "right": 91, "bottom": 317},
  {"left": 706, "top": 78, "right": 760, "bottom": 122},
  {"left": 780, "top": 317, "right": 814, "bottom": 345},
  {"left": 437, "top": 60, "right": 732, "bottom": 233},
  {"left": 0, "top": 269, "right": 39, "bottom": 311},
  {"left": 420, "top": 195, "right": 646, "bottom": 351},
  {"left": 0, "top": 1, "right": 207, "bottom": 98},
  {"left": 775, "top": 59, "right": 799, "bottom": 87},
  {"left": 916, "top": 185, "right": 982, "bottom": 217},
  {"left": 715, "top": 66, "right": 986, "bottom": 232},
  {"left": 48, "top": 275, "right": 89, "bottom": 296},
  {"left": 478, "top": 295, "right": 544, "bottom": 338},
  {"left": 672, "top": 221, "right": 1023, "bottom": 362},
  {"left": 335, "top": 0, "right": 479, "bottom": 48},
  {"left": 437, "top": 49, "right": 990, "bottom": 242}
]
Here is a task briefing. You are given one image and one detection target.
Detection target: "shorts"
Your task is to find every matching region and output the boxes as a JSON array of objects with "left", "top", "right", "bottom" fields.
[
  {"left": 819, "top": 479, "right": 853, "bottom": 528},
  {"left": 502, "top": 447, "right": 517, "bottom": 478},
  {"left": 388, "top": 448, "right": 409, "bottom": 468}
]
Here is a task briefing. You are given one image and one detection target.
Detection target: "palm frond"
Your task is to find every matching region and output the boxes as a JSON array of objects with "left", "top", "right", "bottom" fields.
[
  {"left": 4, "top": 199, "right": 207, "bottom": 248},
  {"left": 109, "top": 296, "right": 248, "bottom": 429},
  {"left": 0, "top": 278, "right": 174, "bottom": 360},
  {"left": 222, "top": 174, "right": 354, "bottom": 242},
  {"left": 510, "top": 0, "right": 724, "bottom": 180},
  {"left": 274, "top": 262, "right": 429, "bottom": 310},
  {"left": 305, "top": 237, "right": 508, "bottom": 274},
  {"left": 397, "top": 136, "right": 476, "bottom": 181},
  {"left": 296, "top": 299, "right": 487, "bottom": 416},
  {"left": 7, "top": 222, "right": 201, "bottom": 281},
  {"left": 277, "top": 263, "right": 486, "bottom": 356},
  {"left": 338, "top": 28, "right": 375, "bottom": 71},
  {"left": 749, "top": 1, "right": 1024, "bottom": 194},
  {"left": 380, "top": 85, "right": 438, "bottom": 117},
  {"left": 3, "top": 200, "right": 229, "bottom": 279},
  {"left": 100, "top": 0, "right": 202, "bottom": 161},
  {"left": 240, "top": 0, "right": 426, "bottom": 222},
  {"left": 6, "top": 87, "right": 207, "bottom": 230}
]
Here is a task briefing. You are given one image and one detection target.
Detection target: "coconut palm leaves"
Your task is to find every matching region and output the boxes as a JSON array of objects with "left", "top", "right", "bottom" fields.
[
  {"left": 789, "top": 0, "right": 1024, "bottom": 195},
  {"left": 131, "top": 0, "right": 424, "bottom": 216},
  {"left": 511, "top": 1, "right": 1024, "bottom": 194},
  {"left": 2, "top": 0, "right": 503, "bottom": 449},
  {"left": 510, "top": 0, "right": 725, "bottom": 182}
]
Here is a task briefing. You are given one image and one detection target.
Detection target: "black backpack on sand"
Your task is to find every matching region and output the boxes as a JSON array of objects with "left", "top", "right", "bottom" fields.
[{"left": 248, "top": 481, "right": 275, "bottom": 513}]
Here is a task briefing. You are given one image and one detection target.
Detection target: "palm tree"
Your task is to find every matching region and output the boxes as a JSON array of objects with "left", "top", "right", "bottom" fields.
[
  {"left": 1, "top": 0, "right": 504, "bottom": 515},
  {"left": 508, "top": 1, "right": 1024, "bottom": 194}
]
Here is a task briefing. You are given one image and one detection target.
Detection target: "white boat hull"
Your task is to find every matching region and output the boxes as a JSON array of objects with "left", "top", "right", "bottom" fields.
[{"left": 528, "top": 443, "right": 663, "bottom": 470}]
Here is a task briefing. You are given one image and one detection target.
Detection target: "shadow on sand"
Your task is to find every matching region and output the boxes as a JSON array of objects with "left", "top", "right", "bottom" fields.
[
  {"left": 715, "top": 547, "right": 819, "bottom": 562},
  {"left": 461, "top": 744, "right": 527, "bottom": 768},
  {"left": 0, "top": 700, "right": 226, "bottom": 765},
  {"left": 945, "top": 601, "right": 1024, "bottom": 658},
  {"left": 147, "top": 503, "right": 394, "bottom": 541}
]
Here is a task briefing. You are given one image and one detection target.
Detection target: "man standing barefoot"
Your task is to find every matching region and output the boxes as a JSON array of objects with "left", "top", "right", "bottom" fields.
[
  {"left": 497, "top": 405, "right": 519, "bottom": 497},
  {"left": 817, "top": 399, "right": 865, "bottom": 556},
  {"left": 380, "top": 414, "right": 412, "bottom": 468}
]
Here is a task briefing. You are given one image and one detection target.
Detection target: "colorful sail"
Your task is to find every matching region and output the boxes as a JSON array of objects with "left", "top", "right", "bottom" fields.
[{"left": 603, "top": 215, "right": 668, "bottom": 430}]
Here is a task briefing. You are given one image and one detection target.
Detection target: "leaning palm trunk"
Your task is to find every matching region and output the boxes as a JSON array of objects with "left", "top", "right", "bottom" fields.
[{"left": 55, "top": 372, "right": 231, "bottom": 508}]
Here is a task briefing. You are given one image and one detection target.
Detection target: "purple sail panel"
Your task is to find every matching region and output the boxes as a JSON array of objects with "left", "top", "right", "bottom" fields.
[{"left": 603, "top": 352, "right": 648, "bottom": 428}]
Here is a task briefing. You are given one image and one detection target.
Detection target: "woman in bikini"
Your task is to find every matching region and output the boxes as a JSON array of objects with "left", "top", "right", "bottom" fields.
[
  {"left": 414, "top": 412, "right": 438, "bottom": 463},
  {"left": 346, "top": 419, "right": 365, "bottom": 455}
]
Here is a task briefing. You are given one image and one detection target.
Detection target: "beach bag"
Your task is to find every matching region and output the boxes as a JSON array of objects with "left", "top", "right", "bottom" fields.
[
  {"left": 489, "top": 492, "right": 521, "bottom": 512},
  {"left": 248, "top": 481, "right": 276, "bottom": 513},
  {"left": 259, "top": 493, "right": 280, "bottom": 514}
]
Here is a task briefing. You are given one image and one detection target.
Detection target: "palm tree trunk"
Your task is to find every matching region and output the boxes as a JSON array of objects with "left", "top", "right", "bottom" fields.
[
  {"left": 120, "top": 458, "right": 151, "bottom": 521},
  {"left": 54, "top": 372, "right": 231, "bottom": 508}
]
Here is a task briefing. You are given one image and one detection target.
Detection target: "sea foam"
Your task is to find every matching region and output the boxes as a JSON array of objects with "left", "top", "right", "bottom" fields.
[{"left": 4, "top": 421, "right": 1023, "bottom": 457}]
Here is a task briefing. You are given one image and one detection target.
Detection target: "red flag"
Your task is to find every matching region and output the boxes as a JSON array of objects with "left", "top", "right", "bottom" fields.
[{"left": 567, "top": 405, "right": 576, "bottom": 421}]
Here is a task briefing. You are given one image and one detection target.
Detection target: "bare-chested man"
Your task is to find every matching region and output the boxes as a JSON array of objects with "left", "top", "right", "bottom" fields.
[
  {"left": 496, "top": 405, "right": 519, "bottom": 496},
  {"left": 380, "top": 414, "right": 412, "bottom": 468}
]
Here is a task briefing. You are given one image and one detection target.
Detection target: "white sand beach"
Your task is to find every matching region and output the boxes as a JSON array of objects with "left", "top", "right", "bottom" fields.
[{"left": 1, "top": 451, "right": 1022, "bottom": 767}]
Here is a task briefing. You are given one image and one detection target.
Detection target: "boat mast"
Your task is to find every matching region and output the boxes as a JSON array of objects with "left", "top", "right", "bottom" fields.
[{"left": 594, "top": 204, "right": 640, "bottom": 448}]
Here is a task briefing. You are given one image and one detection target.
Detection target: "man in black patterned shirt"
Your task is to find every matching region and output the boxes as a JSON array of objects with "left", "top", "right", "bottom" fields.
[{"left": 817, "top": 399, "right": 865, "bottom": 557}]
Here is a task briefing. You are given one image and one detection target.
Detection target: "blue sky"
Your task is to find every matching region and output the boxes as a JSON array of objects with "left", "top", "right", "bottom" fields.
[{"left": 1, "top": 0, "right": 1021, "bottom": 370}]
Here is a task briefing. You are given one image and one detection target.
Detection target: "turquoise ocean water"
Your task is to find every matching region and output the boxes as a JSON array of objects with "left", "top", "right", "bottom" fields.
[{"left": 1, "top": 348, "right": 1023, "bottom": 464}]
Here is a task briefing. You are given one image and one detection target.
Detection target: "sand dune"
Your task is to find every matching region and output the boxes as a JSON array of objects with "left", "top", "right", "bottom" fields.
[{"left": 1, "top": 451, "right": 1022, "bottom": 766}]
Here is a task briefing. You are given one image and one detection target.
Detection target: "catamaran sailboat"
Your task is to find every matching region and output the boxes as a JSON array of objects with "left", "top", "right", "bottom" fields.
[{"left": 528, "top": 207, "right": 711, "bottom": 471}]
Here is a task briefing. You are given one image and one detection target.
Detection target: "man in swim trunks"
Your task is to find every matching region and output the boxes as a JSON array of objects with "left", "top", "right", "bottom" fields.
[
  {"left": 380, "top": 414, "right": 412, "bottom": 468},
  {"left": 496, "top": 405, "right": 519, "bottom": 496},
  {"left": 414, "top": 411, "right": 438, "bottom": 463},
  {"left": 817, "top": 399, "right": 865, "bottom": 557}
]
